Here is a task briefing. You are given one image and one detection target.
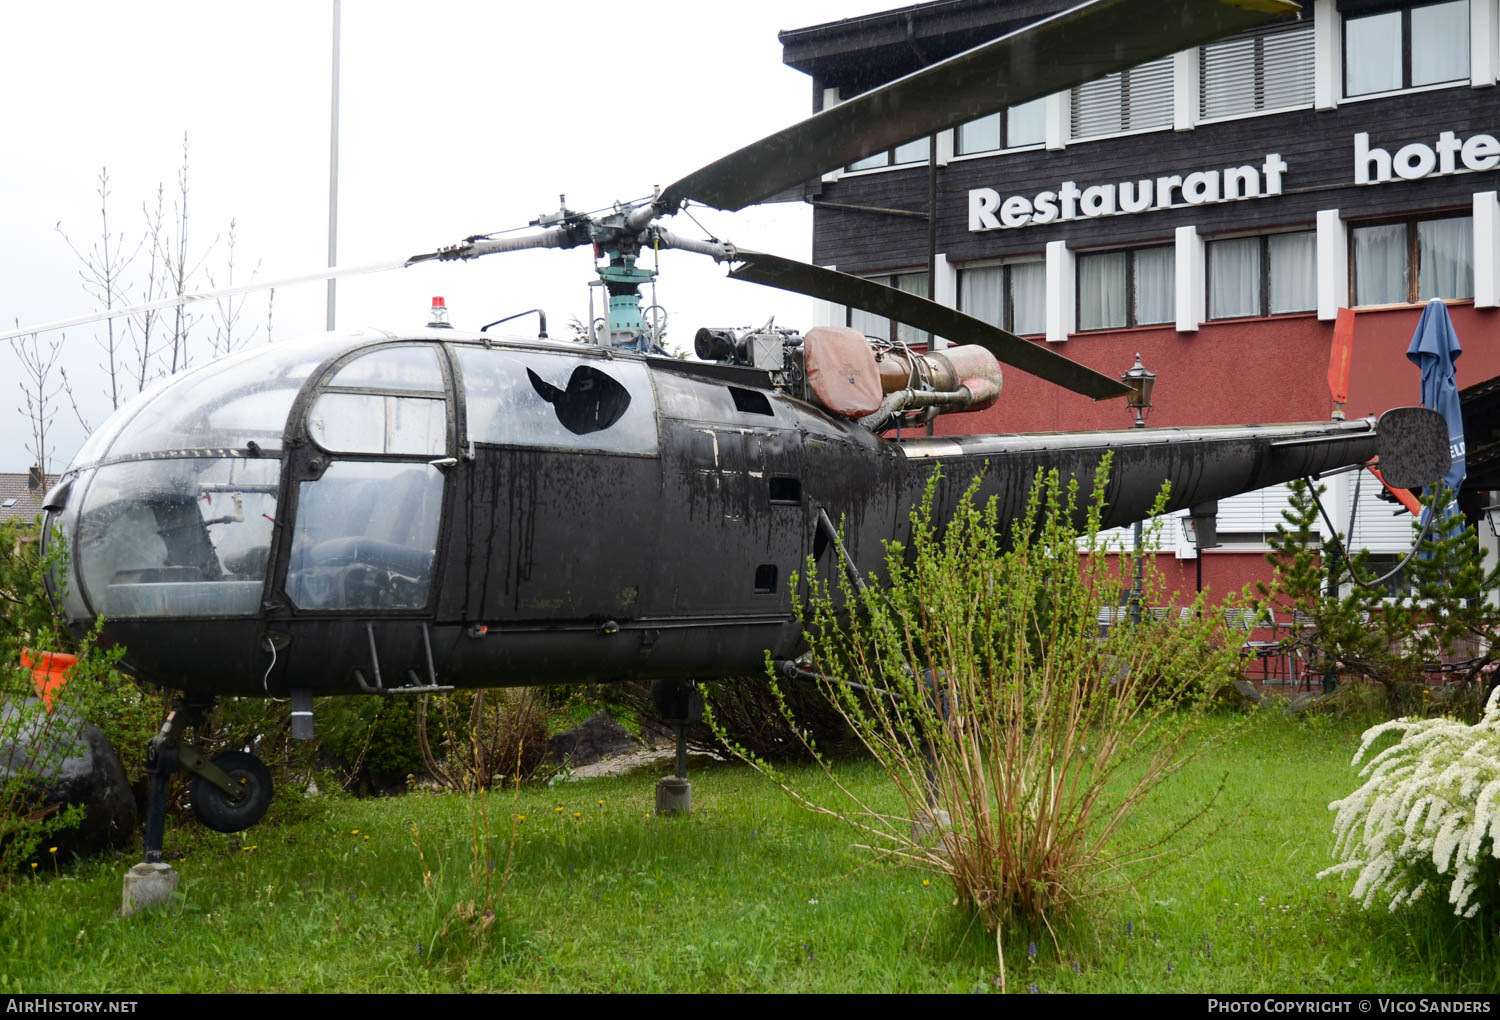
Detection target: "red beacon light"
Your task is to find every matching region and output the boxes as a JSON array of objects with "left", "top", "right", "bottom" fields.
[{"left": 428, "top": 295, "right": 452, "bottom": 329}]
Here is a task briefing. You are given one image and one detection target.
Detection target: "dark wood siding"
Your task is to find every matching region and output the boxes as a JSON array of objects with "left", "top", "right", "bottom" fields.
[{"left": 814, "top": 85, "right": 1499, "bottom": 273}]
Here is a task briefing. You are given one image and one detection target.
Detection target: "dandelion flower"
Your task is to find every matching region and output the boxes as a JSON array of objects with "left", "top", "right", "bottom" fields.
[
  {"left": 351, "top": 829, "right": 359, "bottom": 835},
  {"left": 556, "top": 806, "right": 564, "bottom": 813},
  {"left": 30, "top": 862, "right": 37, "bottom": 870},
  {"left": 573, "top": 811, "right": 582, "bottom": 819},
  {"left": 48, "top": 847, "right": 57, "bottom": 854},
  {"left": 597, "top": 799, "right": 604, "bottom": 806},
  {"left": 922, "top": 879, "right": 930, "bottom": 887}
]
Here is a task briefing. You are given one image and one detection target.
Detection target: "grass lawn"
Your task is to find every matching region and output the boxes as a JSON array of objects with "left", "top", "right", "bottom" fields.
[{"left": 2, "top": 707, "right": 1496, "bottom": 993}]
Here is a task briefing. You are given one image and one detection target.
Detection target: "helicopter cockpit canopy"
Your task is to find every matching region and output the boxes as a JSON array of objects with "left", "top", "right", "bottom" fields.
[
  {"left": 49, "top": 333, "right": 381, "bottom": 623},
  {"left": 47, "top": 330, "right": 667, "bottom": 627}
]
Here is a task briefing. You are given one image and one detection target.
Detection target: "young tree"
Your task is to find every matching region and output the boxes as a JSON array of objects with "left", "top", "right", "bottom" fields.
[
  {"left": 1259, "top": 479, "right": 1500, "bottom": 715},
  {"left": 9, "top": 329, "right": 63, "bottom": 479},
  {"left": 205, "top": 218, "right": 261, "bottom": 358},
  {"left": 55, "top": 169, "right": 141, "bottom": 417}
]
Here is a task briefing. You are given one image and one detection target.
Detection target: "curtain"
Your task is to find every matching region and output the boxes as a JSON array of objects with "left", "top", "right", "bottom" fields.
[
  {"left": 1209, "top": 237, "right": 1261, "bottom": 318},
  {"left": 895, "top": 272, "right": 931, "bottom": 346},
  {"left": 1411, "top": 1, "right": 1469, "bottom": 87},
  {"left": 1007, "top": 99, "right": 1046, "bottom": 147},
  {"left": 849, "top": 304, "right": 888, "bottom": 341},
  {"left": 1133, "top": 247, "right": 1175, "bottom": 325},
  {"left": 960, "top": 266, "right": 1005, "bottom": 326},
  {"left": 1418, "top": 217, "right": 1474, "bottom": 301},
  {"left": 1079, "top": 253, "right": 1127, "bottom": 330},
  {"left": 1344, "top": 10, "right": 1402, "bottom": 95},
  {"left": 958, "top": 113, "right": 1001, "bottom": 155},
  {"left": 1011, "top": 262, "right": 1046, "bottom": 335},
  {"left": 1353, "top": 224, "right": 1407, "bottom": 305},
  {"left": 1268, "top": 231, "right": 1316, "bottom": 313},
  {"left": 892, "top": 137, "right": 930, "bottom": 165}
]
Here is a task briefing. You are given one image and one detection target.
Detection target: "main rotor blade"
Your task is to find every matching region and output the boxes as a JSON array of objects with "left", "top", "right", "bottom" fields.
[
  {"left": 0, "top": 257, "right": 409, "bottom": 343},
  {"left": 659, "top": 0, "right": 1298, "bottom": 212},
  {"left": 728, "top": 251, "right": 1131, "bottom": 400}
]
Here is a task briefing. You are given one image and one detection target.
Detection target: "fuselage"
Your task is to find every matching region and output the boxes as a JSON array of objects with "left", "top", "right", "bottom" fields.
[{"left": 43, "top": 328, "right": 1418, "bottom": 698}]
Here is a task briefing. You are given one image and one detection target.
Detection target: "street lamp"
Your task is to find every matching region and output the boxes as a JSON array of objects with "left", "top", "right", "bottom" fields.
[
  {"left": 1122, "top": 352, "right": 1156, "bottom": 428},
  {"left": 1121, "top": 353, "right": 1156, "bottom": 623},
  {"left": 1180, "top": 501, "right": 1220, "bottom": 599}
]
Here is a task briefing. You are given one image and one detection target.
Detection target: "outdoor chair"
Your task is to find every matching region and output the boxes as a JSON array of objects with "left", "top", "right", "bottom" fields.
[{"left": 1225, "top": 607, "right": 1293, "bottom": 687}]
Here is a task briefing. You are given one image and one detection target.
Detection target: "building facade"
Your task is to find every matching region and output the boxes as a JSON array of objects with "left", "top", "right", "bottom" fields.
[{"left": 783, "top": 0, "right": 1500, "bottom": 597}]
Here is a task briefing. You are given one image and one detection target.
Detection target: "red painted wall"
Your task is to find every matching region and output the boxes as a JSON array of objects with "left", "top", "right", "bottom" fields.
[
  {"left": 933, "top": 300, "right": 1499, "bottom": 608},
  {"left": 936, "top": 301, "right": 1499, "bottom": 436}
]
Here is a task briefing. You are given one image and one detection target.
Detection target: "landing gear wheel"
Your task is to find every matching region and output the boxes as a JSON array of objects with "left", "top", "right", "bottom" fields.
[{"left": 190, "top": 751, "right": 273, "bottom": 833}]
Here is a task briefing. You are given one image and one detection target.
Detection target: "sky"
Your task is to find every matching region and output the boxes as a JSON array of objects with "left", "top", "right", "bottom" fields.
[{"left": 0, "top": 0, "right": 886, "bottom": 472}]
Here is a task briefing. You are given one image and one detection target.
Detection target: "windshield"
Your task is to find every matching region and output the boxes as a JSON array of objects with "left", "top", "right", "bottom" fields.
[{"left": 75, "top": 457, "right": 280, "bottom": 618}]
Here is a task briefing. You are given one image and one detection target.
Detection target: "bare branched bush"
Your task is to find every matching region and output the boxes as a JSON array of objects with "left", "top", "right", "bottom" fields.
[
  {"left": 417, "top": 688, "right": 548, "bottom": 791},
  {"left": 594, "top": 673, "right": 857, "bottom": 761},
  {"left": 714, "top": 461, "right": 1240, "bottom": 984}
]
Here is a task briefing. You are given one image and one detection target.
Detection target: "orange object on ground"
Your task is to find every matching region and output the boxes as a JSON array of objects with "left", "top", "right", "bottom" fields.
[{"left": 21, "top": 648, "right": 76, "bottom": 711}]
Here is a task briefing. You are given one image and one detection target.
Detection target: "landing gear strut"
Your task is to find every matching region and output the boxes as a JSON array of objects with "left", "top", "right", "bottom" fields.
[
  {"left": 142, "top": 697, "right": 273, "bottom": 863},
  {"left": 650, "top": 678, "right": 702, "bottom": 816}
]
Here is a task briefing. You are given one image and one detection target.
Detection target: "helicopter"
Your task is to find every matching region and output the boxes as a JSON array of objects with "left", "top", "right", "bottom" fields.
[{"left": 20, "top": 0, "right": 1451, "bottom": 850}]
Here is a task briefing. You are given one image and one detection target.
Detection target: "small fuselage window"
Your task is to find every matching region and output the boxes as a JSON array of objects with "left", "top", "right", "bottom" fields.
[
  {"left": 456, "top": 347, "right": 658, "bottom": 454},
  {"left": 308, "top": 345, "right": 449, "bottom": 457}
]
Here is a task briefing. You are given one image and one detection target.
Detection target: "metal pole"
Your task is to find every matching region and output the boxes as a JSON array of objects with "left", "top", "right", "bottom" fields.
[
  {"left": 326, "top": 0, "right": 341, "bottom": 332},
  {"left": 1130, "top": 413, "right": 1145, "bottom": 625},
  {"left": 925, "top": 132, "right": 938, "bottom": 436}
]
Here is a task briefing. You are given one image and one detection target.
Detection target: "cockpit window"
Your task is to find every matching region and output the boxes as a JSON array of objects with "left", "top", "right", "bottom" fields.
[
  {"left": 308, "top": 393, "right": 446, "bottom": 456},
  {"left": 285, "top": 462, "right": 443, "bottom": 611},
  {"left": 75, "top": 458, "right": 279, "bottom": 618},
  {"left": 328, "top": 345, "right": 444, "bottom": 391},
  {"left": 456, "top": 347, "right": 657, "bottom": 454},
  {"left": 102, "top": 335, "right": 353, "bottom": 462}
]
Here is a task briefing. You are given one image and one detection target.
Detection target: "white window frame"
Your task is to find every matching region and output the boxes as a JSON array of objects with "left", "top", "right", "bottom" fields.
[{"left": 956, "top": 255, "right": 1048, "bottom": 337}]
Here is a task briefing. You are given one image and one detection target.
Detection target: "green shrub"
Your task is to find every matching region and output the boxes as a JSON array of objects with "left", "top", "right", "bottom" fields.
[
  {"left": 1321, "top": 687, "right": 1500, "bottom": 917},
  {"left": 318, "top": 696, "right": 438, "bottom": 791},
  {"left": 715, "top": 461, "right": 1240, "bottom": 981},
  {"left": 0, "top": 520, "right": 137, "bottom": 875}
]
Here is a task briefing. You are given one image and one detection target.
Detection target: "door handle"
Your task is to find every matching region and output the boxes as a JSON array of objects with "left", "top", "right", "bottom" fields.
[{"left": 428, "top": 457, "right": 458, "bottom": 469}]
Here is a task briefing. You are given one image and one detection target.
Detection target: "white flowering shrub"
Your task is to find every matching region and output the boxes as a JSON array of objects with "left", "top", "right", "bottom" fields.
[{"left": 1321, "top": 687, "right": 1500, "bottom": 917}]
